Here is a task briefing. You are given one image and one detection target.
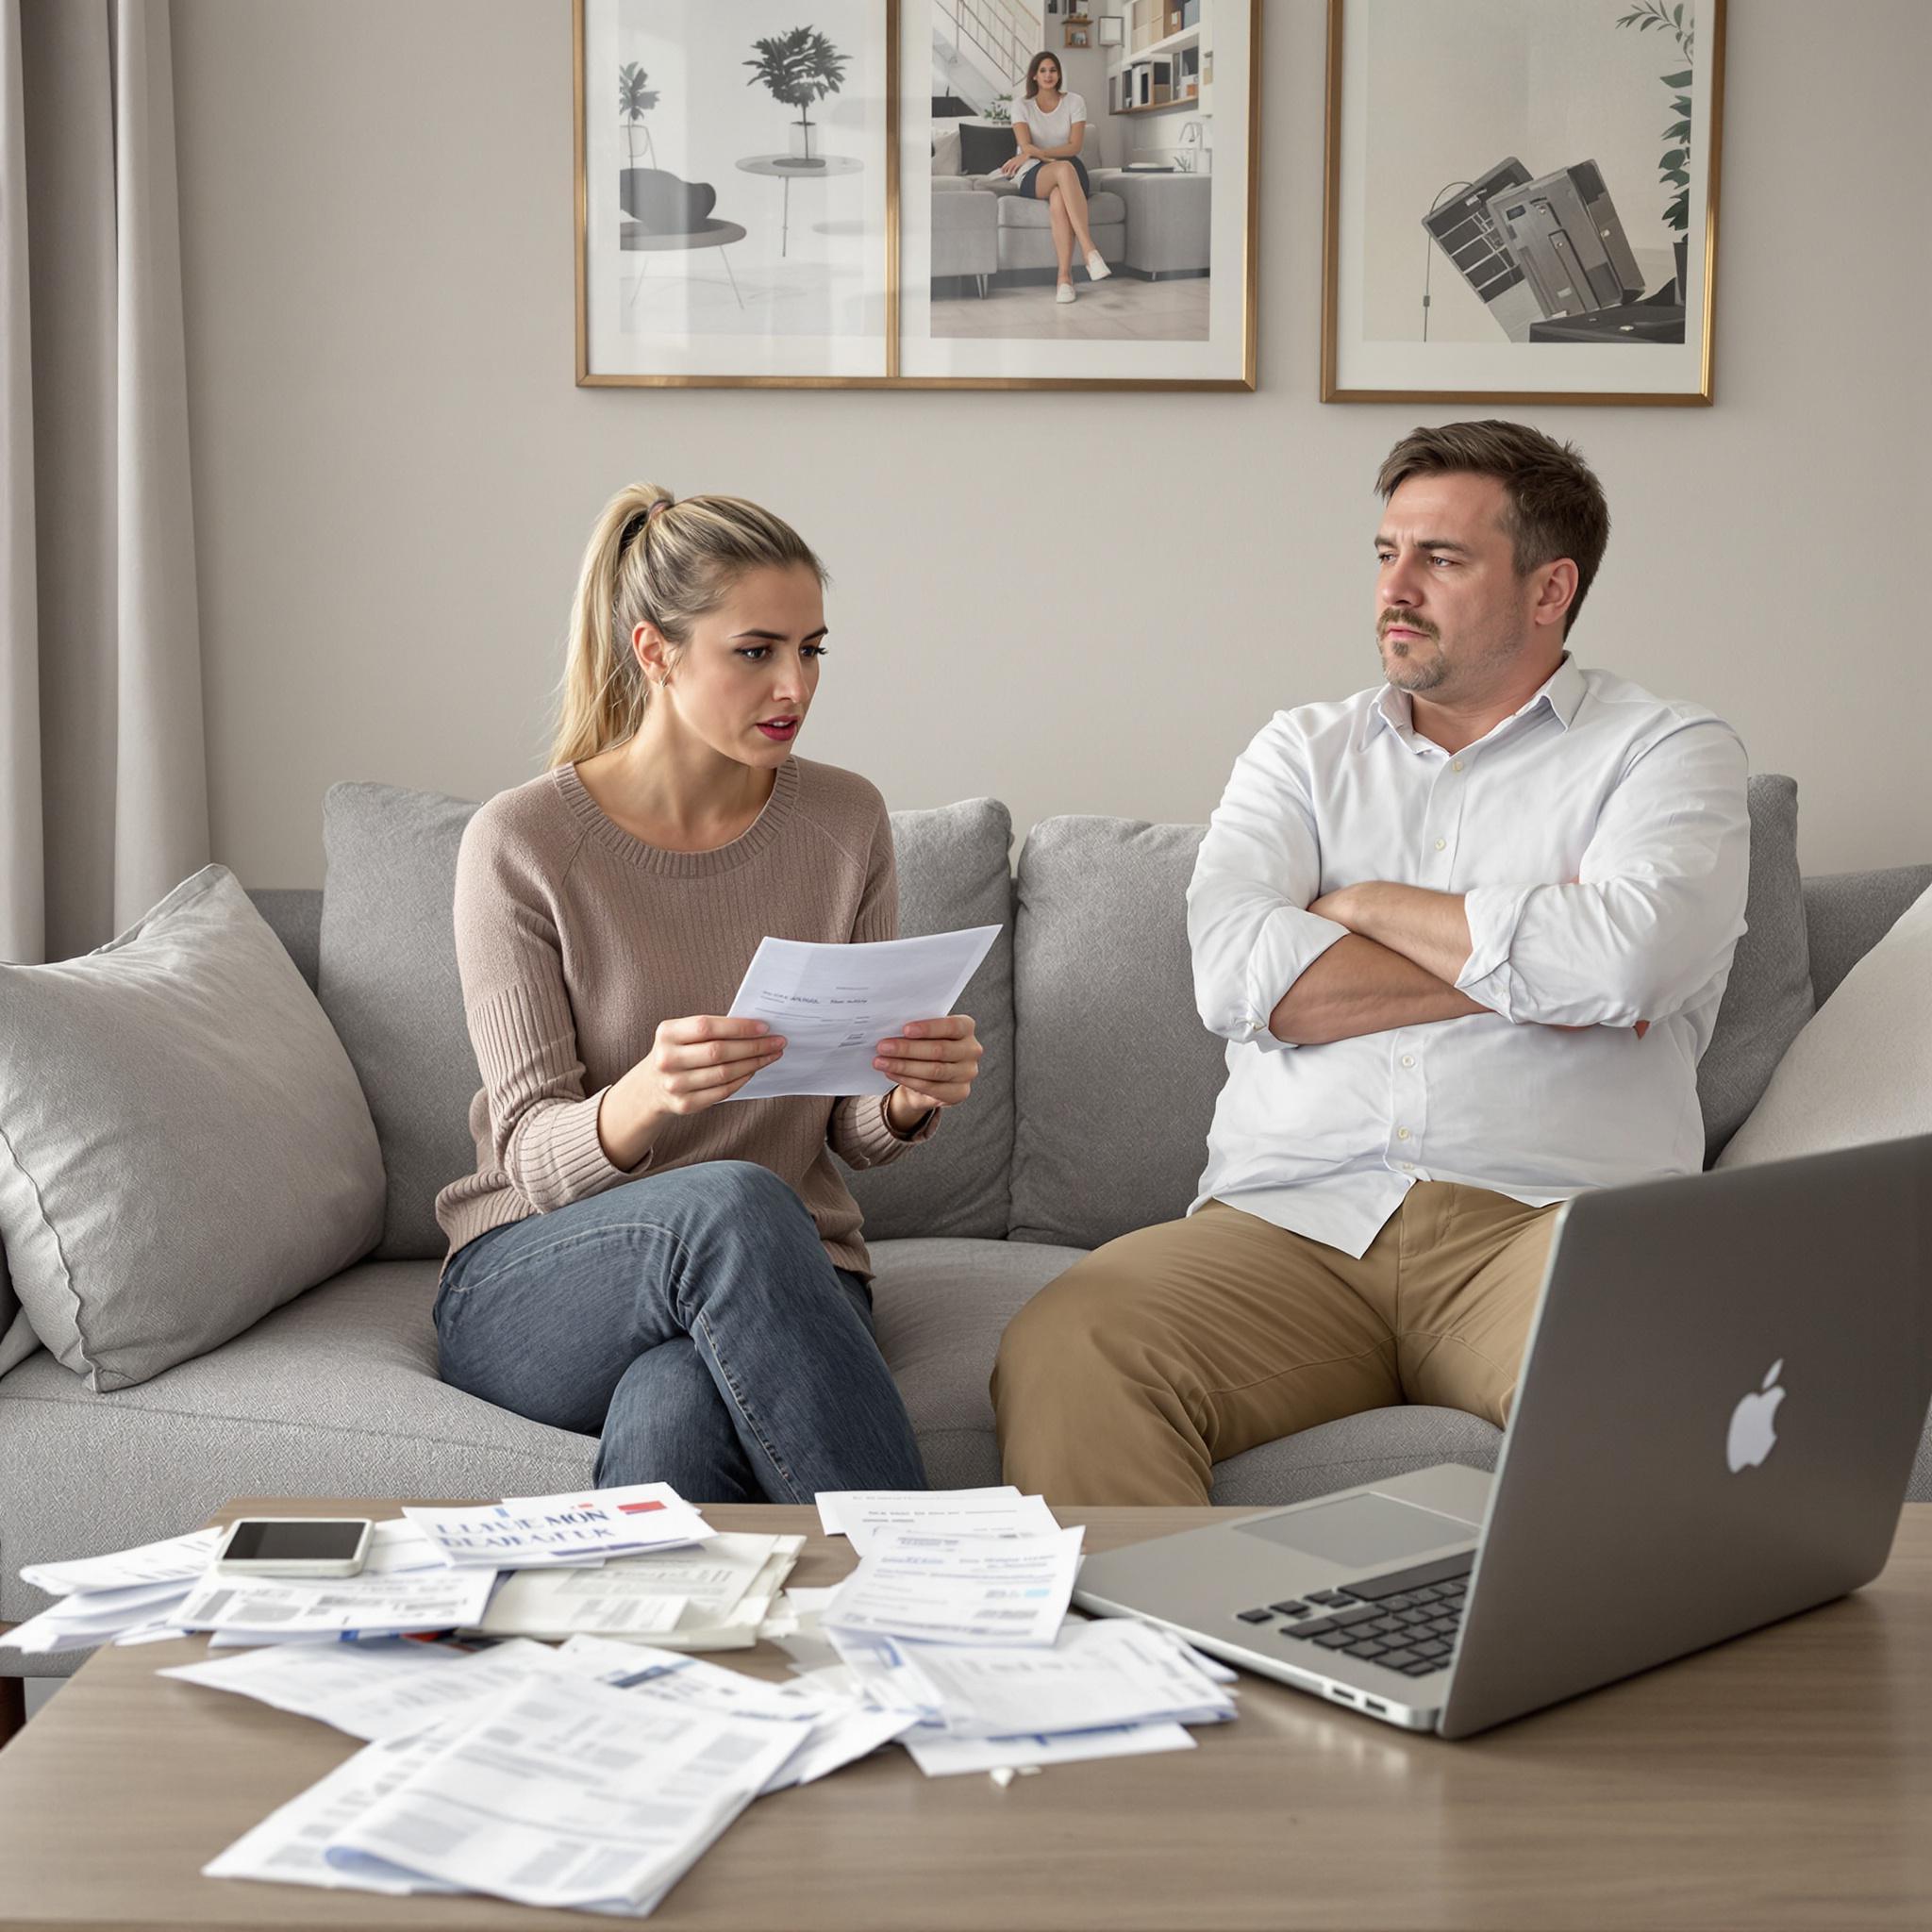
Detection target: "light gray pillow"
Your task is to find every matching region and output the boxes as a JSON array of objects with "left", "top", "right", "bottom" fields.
[
  {"left": 1695, "top": 774, "right": 1815, "bottom": 1162},
  {"left": 1010, "top": 817, "right": 1227, "bottom": 1249},
  {"left": 836, "top": 798, "right": 1015, "bottom": 1241},
  {"left": 0, "top": 1242, "right": 38, "bottom": 1377},
  {"left": 1717, "top": 882, "right": 1932, "bottom": 1169},
  {"left": 319, "top": 782, "right": 482, "bottom": 1261},
  {"left": 0, "top": 866, "right": 385, "bottom": 1391}
]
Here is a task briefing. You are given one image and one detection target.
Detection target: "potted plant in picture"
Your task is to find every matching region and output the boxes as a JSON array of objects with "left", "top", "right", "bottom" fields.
[
  {"left": 744, "top": 26, "right": 847, "bottom": 170},
  {"left": 1614, "top": 0, "right": 1695, "bottom": 301},
  {"left": 617, "top": 62, "right": 659, "bottom": 220}
]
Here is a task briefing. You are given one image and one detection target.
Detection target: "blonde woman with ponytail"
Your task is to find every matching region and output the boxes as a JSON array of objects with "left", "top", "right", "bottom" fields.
[{"left": 430, "top": 486, "right": 983, "bottom": 1500}]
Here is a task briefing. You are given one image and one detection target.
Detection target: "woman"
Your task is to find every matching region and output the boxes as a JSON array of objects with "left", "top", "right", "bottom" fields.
[
  {"left": 431, "top": 486, "right": 984, "bottom": 1502},
  {"left": 1000, "top": 51, "right": 1110, "bottom": 304}
]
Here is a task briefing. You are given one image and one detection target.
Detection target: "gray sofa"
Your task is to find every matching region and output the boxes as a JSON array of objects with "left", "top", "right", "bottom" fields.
[{"left": 4, "top": 774, "right": 1929, "bottom": 1683}]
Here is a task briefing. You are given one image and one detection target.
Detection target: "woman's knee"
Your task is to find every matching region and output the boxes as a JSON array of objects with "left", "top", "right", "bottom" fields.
[{"left": 700, "top": 1158, "right": 808, "bottom": 1224}]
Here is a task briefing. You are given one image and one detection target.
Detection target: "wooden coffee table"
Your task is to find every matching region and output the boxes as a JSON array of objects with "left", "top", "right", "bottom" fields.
[{"left": 2, "top": 1499, "right": 1930, "bottom": 1929}]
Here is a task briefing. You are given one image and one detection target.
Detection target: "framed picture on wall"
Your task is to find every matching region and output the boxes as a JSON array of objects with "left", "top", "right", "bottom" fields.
[
  {"left": 575, "top": 0, "right": 893, "bottom": 386},
  {"left": 900, "top": 0, "right": 1257, "bottom": 388},
  {"left": 1320, "top": 0, "right": 1725, "bottom": 405}
]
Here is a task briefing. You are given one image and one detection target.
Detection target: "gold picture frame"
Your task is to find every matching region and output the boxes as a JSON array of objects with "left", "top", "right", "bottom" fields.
[
  {"left": 575, "top": 0, "right": 1258, "bottom": 391},
  {"left": 1319, "top": 0, "right": 1725, "bottom": 407}
]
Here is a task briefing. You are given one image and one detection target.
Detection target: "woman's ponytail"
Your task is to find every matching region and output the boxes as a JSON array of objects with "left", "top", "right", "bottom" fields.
[{"left": 549, "top": 484, "right": 827, "bottom": 769}]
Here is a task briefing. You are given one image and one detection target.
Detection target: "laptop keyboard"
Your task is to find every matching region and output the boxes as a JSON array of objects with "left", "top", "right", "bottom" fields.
[{"left": 1234, "top": 1550, "right": 1474, "bottom": 1677}]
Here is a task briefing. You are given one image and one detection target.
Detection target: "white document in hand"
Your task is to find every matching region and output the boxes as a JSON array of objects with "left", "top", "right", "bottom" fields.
[{"left": 725, "top": 925, "right": 1000, "bottom": 1100}]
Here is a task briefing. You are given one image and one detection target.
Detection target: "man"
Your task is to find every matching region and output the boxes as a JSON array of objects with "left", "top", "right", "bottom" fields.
[{"left": 992, "top": 420, "right": 1751, "bottom": 1505}]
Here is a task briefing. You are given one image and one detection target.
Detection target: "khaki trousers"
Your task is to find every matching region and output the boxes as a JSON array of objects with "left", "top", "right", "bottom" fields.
[{"left": 991, "top": 1185, "right": 1560, "bottom": 1507}]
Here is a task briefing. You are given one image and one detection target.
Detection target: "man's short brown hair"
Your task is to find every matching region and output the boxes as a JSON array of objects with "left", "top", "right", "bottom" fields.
[{"left": 1375, "top": 420, "right": 1609, "bottom": 640}]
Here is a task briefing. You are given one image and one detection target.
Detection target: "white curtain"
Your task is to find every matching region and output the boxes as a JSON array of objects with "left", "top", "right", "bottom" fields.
[{"left": 0, "top": 0, "right": 207, "bottom": 965}]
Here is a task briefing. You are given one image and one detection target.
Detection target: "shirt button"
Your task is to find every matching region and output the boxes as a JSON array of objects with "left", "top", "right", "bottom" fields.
[
  {"left": 1401, "top": 1054, "right": 1415, "bottom": 1068},
  {"left": 1434, "top": 838, "right": 1447, "bottom": 852},
  {"left": 1400, "top": 1162, "right": 1416, "bottom": 1173},
  {"left": 1452, "top": 758, "right": 1465, "bottom": 772},
  {"left": 1396, "top": 1126, "right": 1412, "bottom": 1141}
]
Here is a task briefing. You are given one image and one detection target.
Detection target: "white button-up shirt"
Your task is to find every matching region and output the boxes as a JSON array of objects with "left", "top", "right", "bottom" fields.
[{"left": 1187, "top": 656, "right": 1752, "bottom": 1257}]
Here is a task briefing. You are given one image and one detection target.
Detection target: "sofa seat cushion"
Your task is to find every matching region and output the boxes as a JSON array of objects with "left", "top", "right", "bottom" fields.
[
  {"left": 0, "top": 1260, "right": 595, "bottom": 1634},
  {"left": 995, "top": 190, "right": 1125, "bottom": 229},
  {"left": 868, "top": 1236, "right": 1088, "bottom": 1489},
  {"left": 1208, "top": 1407, "right": 1502, "bottom": 1507}
]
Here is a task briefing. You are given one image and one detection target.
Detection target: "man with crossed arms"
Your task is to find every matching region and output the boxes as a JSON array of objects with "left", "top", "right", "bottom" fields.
[{"left": 993, "top": 420, "right": 1752, "bottom": 1505}]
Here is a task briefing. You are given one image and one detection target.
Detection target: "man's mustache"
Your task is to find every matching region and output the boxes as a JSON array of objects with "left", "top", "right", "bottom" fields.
[{"left": 1379, "top": 616, "right": 1438, "bottom": 641}]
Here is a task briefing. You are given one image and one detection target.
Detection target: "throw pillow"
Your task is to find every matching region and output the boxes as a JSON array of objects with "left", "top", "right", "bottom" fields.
[
  {"left": 1011, "top": 817, "right": 1229, "bottom": 1250},
  {"left": 617, "top": 168, "right": 717, "bottom": 235},
  {"left": 835, "top": 798, "right": 1015, "bottom": 1241},
  {"left": 319, "top": 782, "right": 482, "bottom": 1261},
  {"left": 1695, "top": 774, "right": 1815, "bottom": 1162},
  {"left": 958, "top": 121, "right": 1019, "bottom": 176},
  {"left": 0, "top": 866, "right": 385, "bottom": 1391},
  {"left": 932, "top": 126, "right": 964, "bottom": 176},
  {"left": 1717, "top": 881, "right": 1932, "bottom": 1168}
]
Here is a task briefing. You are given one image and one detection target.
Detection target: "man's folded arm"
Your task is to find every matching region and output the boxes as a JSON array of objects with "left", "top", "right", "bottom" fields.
[
  {"left": 1269, "top": 935, "right": 1491, "bottom": 1046},
  {"left": 1452, "top": 721, "right": 1752, "bottom": 1028},
  {"left": 1188, "top": 716, "right": 1485, "bottom": 1050}
]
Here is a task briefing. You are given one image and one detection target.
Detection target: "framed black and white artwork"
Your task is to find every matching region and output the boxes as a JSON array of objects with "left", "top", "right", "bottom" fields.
[
  {"left": 897, "top": 0, "right": 1257, "bottom": 388},
  {"left": 1321, "top": 0, "right": 1725, "bottom": 405},
  {"left": 575, "top": 0, "right": 891, "bottom": 386}
]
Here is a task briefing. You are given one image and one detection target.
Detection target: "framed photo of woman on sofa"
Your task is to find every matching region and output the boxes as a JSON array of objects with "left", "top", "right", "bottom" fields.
[
  {"left": 575, "top": 0, "right": 892, "bottom": 386},
  {"left": 897, "top": 0, "right": 1257, "bottom": 389}
]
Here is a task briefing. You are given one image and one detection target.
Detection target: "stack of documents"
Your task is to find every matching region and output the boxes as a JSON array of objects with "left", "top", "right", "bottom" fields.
[
  {"left": 809, "top": 1491, "right": 1242, "bottom": 1776},
  {"left": 475, "top": 1532, "right": 804, "bottom": 1647},
  {"left": 0, "top": 1527, "right": 225, "bottom": 1655}
]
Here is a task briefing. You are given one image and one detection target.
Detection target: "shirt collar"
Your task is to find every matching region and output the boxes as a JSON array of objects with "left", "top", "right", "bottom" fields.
[{"left": 1359, "top": 652, "right": 1584, "bottom": 754}]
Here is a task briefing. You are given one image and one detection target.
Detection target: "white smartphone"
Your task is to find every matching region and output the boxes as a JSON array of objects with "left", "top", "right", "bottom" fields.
[{"left": 216, "top": 1517, "right": 375, "bottom": 1577}]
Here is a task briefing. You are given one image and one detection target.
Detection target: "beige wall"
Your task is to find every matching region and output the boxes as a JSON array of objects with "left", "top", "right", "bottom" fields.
[{"left": 171, "top": 0, "right": 1932, "bottom": 888}]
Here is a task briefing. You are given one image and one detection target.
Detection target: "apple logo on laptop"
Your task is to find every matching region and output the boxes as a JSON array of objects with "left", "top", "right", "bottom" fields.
[{"left": 1726, "top": 1358, "right": 1786, "bottom": 1473}]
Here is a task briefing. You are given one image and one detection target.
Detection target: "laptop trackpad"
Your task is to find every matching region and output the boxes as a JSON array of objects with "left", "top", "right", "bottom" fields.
[{"left": 1235, "top": 1493, "right": 1475, "bottom": 1569}]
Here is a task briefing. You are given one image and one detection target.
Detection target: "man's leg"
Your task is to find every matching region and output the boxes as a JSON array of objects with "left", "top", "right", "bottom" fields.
[
  {"left": 991, "top": 1202, "right": 1403, "bottom": 1507},
  {"left": 1388, "top": 1184, "right": 1563, "bottom": 1424}
]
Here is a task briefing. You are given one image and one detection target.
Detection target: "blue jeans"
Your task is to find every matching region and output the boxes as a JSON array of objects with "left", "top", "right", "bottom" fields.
[{"left": 433, "top": 1160, "right": 928, "bottom": 1503}]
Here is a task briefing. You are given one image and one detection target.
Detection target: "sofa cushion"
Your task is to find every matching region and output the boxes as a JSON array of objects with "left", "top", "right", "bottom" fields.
[
  {"left": 836, "top": 801, "right": 1016, "bottom": 1240},
  {"left": 867, "top": 1235, "right": 1086, "bottom": 1490},
  {"left": 1208, "top": 1407, "right": 1503, "bottom": 1507},
  {"left": 617, "top": 167, "right": 716, "bottom": 234},
  {"left": 1695, "top": 774, "right": 1815, "bottom": 1161},
  {"left": 319, "top": 783, "right": 482, "bottom": 1260},
  {"left": 958, "top": 121, "right": 1018, "bottom": 175},
  {"left": 320, "top": 782, "right": 1018, "bottom": 1260},
  {"left": 1717, "top": 881, "right": 1932, "bottom": 1169},
  {"left": 0, "top": 866, "right": 385, "bottom": 1391},
  {"left": 1011, "top": 817, "right": 1224, "bottom": 1249},
  {"left": 1803, "top": 863, "right": 1932, "bottom": 1008}
]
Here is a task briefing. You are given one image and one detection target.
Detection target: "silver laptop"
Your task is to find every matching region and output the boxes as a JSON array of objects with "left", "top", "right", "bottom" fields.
[{"left": 1072, "top": 1134, "right": 1932, "bottom": 1739}]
